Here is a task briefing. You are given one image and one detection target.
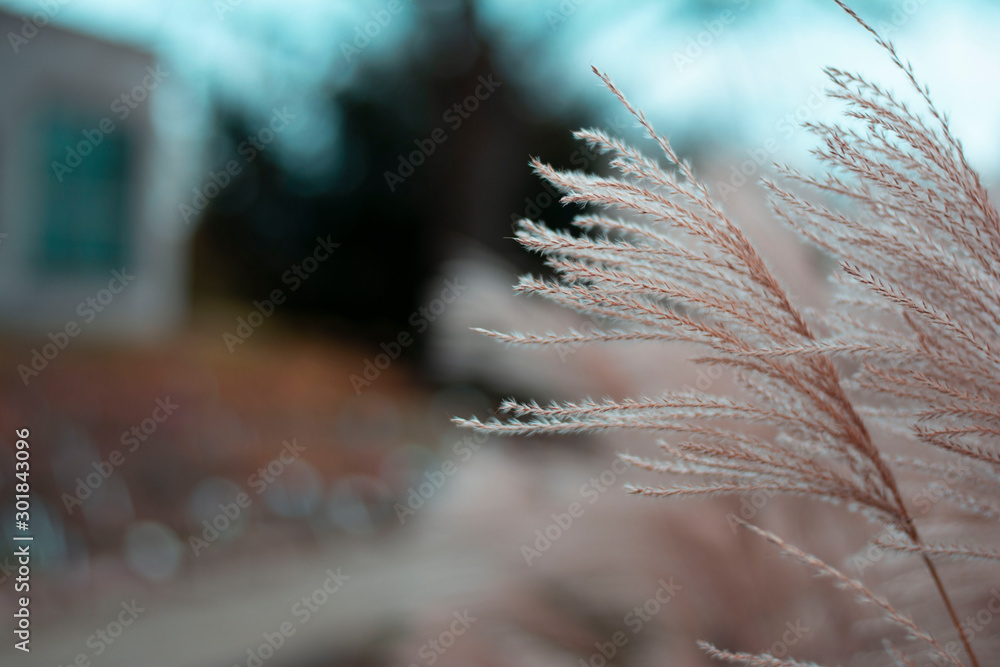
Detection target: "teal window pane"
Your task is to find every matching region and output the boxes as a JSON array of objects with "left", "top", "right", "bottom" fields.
[{"left": 37, "top": 115, "right": 131, "bottom": 274}]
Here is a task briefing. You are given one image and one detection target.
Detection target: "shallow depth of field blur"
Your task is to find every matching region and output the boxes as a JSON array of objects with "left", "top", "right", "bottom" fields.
[{"left": 0, "top": 1, "right": 997, "bottom": 665}]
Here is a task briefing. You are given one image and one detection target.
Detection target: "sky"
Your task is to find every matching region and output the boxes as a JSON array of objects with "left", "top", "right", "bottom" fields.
[{"left": 3, "top": 0, "right": 999, "bottom": 176}]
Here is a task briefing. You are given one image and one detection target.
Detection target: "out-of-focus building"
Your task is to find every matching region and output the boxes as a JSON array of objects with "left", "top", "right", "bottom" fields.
[{"left": 0, "top": 9, "right": 195, "bottom": 338}]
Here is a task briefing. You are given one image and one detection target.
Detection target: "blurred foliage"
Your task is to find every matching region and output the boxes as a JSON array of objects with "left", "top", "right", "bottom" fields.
[{"left": 192, "top": 0, "right": 590, "bottom": 354}]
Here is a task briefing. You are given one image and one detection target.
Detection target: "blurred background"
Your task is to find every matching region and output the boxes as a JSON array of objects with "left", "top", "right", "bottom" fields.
[{"left": 0, "top": 1, "right": 997, "bottom": 665}]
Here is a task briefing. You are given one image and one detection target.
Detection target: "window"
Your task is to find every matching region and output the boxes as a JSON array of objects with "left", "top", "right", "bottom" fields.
[{"left": 36, "top": 113, "right": 131, "bottom": 274}]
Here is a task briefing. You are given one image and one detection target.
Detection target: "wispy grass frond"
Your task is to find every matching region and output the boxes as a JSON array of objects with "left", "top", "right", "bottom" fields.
[
  {"left": 697, "top": 640, "right": 827, "bottom": 667},
  {"left": 872, "top": 539, "right": 1000, "bottom": 564},
  {"left": 736, "top": 521, "right": 962, "bottom": 667},
  {"left": 455, "top": 2, "right": 994, "bottom": 665}
]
